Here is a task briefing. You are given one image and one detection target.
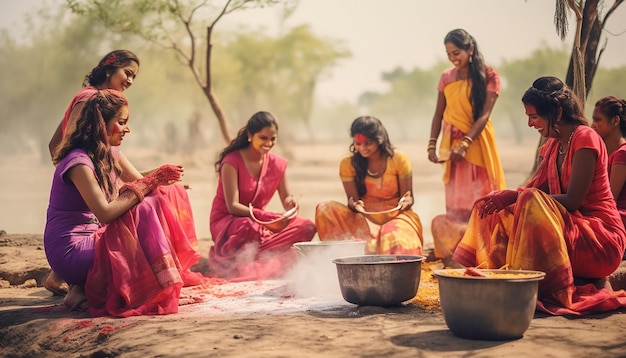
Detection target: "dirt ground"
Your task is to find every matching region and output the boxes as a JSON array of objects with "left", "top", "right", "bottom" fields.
[{"left": 1, "top": 141, "right": 626, "bottom": 357}]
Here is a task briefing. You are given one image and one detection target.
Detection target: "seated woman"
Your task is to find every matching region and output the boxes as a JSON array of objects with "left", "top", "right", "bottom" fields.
[
  {"left": 591, "top": 96, "right": 626, "bottom": 259},
  {"left": 209, "top": 111, "right": 316, "bottom": 281},
  {"left": 315, "top": 116, "right": 423, "bottom": 255},
  {"left": 44, "top": 89, "right": 204, "bottom": 317},
  {"left": 453, "top": 76, "right": 626, "bottom": 315},
  {"left": 45, "top": 50, "right": 203, "bottom": 296}
]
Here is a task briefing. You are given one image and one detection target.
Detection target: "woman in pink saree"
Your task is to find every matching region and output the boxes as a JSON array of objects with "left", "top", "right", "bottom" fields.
[
  {"left": 44, "top": 90, "right": 204, "bottom": 317},
  {"left": 209, "top": 111, "right": 316, "bottom": 281},
  {"left": 454, "top": 77, "right": 626, "bottom": 315},
  {"left": 45, "top": 50, "right": 203, "bottom": 297}
]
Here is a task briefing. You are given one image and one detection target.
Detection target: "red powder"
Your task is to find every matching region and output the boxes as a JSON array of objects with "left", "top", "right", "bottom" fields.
[{"left": 99, "top": 325, "right": 116, "bottom": 335}]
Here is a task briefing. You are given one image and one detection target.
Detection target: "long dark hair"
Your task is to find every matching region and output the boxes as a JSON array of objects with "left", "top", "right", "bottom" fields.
[
  {"left": 84, "top": 50, "right": 140, "bottom": 87},
  {"left": 214, "top": 111, "right": 279, "bottom": 171},
  {"left": 444, "top": 29, "right": 487, "bottom": 121},
  {"left": 521, "top": 76, "right": 588, "bottom": 134},
  {"left": 53, "top": 90, "right": 127, "bottom": 200},
  {"left": 595, "top": 96, "right": 626, "bottom": 138},
  {"left": 349, "top": 116, "right": 394, "bottom": 197}
]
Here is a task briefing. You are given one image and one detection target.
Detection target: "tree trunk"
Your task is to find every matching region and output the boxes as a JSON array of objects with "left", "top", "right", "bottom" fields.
[
  {"left": 205, "top": 26, "right": 232, "bottom": 144},
  {"left": 565, "top": 0, "right": 601, "bottom": 96}
]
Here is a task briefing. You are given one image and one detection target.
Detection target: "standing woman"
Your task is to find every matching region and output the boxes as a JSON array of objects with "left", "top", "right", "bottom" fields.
[
  {"left": 454, "top": 77, "right": 626, "bottom": 315},
  {"left": 315, "top": 116, "right": 423, "bottom": 255},
  {"left": 45, "top": 90, "right": 202, "bottom": 317},
  {"left": 209, "top": 111, "right": 316, "bottom": 281},
  {"left": 427, "top": 28, "right": 506, "bottom": 260}
]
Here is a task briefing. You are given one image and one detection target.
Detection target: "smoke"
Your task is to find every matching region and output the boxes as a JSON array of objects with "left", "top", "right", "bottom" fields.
[{"left": 283, "top": 242, "right": 366, "bottom": 298}]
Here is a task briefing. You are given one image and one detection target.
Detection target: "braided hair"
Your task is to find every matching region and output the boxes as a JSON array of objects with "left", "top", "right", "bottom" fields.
[
  {"left": 349, "top": 116, "right": 394, "bottom": 197},
  {"left": 444, "top": 29, "right": 487, "bottom": 121},
  {"left": 84, "top": 50, "right": 140, "bottom": 87},
  {"left": 595, "top": 96, "right": 626, "bottom": 138},
  {"left": 521, "top": 76, "right": 588, "bottom": 134},
  {"left": 53, "top": 90, "right": 127, "bottom": 200}
]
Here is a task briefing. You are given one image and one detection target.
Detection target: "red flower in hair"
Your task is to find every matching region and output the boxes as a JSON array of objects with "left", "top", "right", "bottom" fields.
[{"left": 103, "top": 53, "right": 117, "bottom": 66}]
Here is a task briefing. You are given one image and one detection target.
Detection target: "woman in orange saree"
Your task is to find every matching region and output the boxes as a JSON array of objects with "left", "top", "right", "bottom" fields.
[
  {"left": 315, "top": 116, "right": 423, "bottom": 255},
  {"left": 427, "top": 29, "right": 506, "bottom": 260},
  {"left": 453, "top": 77, "right": 626, "bottom": 315}
]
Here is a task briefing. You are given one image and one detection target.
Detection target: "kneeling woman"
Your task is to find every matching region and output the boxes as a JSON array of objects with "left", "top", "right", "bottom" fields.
[
  {"left": 454, "top": 77, "right": 626, "bottom": 315},
  {"left": 44, "top": 90, "right": 203, "bottom": 317},
  {"left": 315, "top": 116, "right": 423, "bottom": 255},
  {"left": 209, "top": 111, "right": 316, "bottom": 281}
]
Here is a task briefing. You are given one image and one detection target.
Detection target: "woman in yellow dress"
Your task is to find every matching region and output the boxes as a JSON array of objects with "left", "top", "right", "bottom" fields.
[
  {"left": 427, "top": 28, "right": 506, "bottom": 260},
  {"left": 315, "top": 116, "right": 423, "bottom": 255}
]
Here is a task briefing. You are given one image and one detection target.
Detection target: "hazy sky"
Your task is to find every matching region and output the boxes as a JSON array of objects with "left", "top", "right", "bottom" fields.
[{"left": 2, "top": 0, "right": 625, "bottom": 102}]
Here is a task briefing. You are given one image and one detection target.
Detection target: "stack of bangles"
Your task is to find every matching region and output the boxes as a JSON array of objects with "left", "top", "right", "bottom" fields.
[
  {"left": 427, "top": 137, "right": 437, "bottom": 152},
  {"left": 458, "top": 135, "right": 473, "bottom": 150}
]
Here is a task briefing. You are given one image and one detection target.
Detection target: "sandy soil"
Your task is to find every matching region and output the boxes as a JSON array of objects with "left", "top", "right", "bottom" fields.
[{"left": 1, "top": 141, "right": 626, "bottom": 357}]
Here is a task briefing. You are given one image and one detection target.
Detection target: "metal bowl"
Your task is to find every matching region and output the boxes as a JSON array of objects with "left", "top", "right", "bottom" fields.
[
  {"left": 433, "top": 268, "right": 546, "bottom": 340},
  {"left": 333, "top": 255, "right": 425, "bottom": 306},
  {"left": 292, "top": 240, "right": 366, "bottom": 258}
]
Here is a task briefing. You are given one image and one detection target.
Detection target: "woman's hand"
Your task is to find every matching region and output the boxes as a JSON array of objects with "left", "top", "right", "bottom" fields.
[
  {"left": 153, "top": 164, "right": 184, "bottom": 185},
  {"left": 348, "top": 197, "right": 364, "bottom": 212},
  {"left": 283, "top": 195, "right": 297, "bottom": 210},
  {"left": 427, "top": 148, "right": 440, "bottom": 163},
  {"left": 450, "top": 145, "right": 467, "bottom": 162},
  {"left": 475, "top": 190, "right": 519, "bottom": 218},
  {"left": 398, "top": 192, "right": 413, "bottom": 210}
]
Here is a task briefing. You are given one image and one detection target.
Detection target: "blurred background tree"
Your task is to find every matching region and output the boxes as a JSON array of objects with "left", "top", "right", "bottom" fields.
[
  {"left": 66, "top": 0, "right": 350, "bottom": 145},
  {"left": 0, "top": 0, "right": 624, "bottom": 163}
]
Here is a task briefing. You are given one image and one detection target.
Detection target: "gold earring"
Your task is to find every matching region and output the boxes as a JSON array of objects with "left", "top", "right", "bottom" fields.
[
  {"left": 248, "top": 138, "right": 251, "bottom": 142},
  {"left": 469, "top": 55, "right": 473, "bottom": 64}
]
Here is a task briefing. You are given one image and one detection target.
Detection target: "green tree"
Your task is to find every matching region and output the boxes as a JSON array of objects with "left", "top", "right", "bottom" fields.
[
  {"left": 66, "top": 0, "right": 294, "bottom": 144},
  {"left": 527, "top": 0, "right": 624, "bottom": 175},
  {"left": 0, "top": 4, "right": 139, "bottom": 160},
  {"left": 357, "top": 62, "right": 447, "bottom": 141},
  {"left": 496, "top": 45, "right": 570, "bottom": 144},
  {"left": 218, "top": 25, "right": 350, "bottom": 142}
]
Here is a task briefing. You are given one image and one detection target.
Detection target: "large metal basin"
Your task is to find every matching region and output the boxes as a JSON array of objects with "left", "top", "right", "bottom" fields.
[
  {"left": 433, "top": 268, "right": 546, "bottom": 340},
  {"left": 333, "top": 255, "right": 425, "bottom": 306}
]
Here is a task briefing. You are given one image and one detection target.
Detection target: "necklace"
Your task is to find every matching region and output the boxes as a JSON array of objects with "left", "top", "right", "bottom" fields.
[
  {"left": 367, "top": 159, "right": 386, "bottom": 177},
  {"left": 558, "top": 127, "right": 577, "bottom": 155}
]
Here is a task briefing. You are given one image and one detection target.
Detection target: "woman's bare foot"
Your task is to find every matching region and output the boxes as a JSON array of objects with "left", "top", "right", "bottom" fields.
[
  {"left": 44, "top": 270, "right": 69, "bottom": 296},
  {"left": 63, "top": 285, "right": 88, "bottom": 312}
]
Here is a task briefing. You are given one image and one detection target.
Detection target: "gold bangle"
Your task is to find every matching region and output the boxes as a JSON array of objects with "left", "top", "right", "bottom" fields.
[
  {"left": 429, "top": 137, "right": 437, "bottom": 143},
  {"left": 462, "top": 135, "right": 473, "bottom": 144},
  {"left": 458, "top": 141, "right": 470, "bottom": 150},
  {"left": 427, "top": 145, "right": 436, "bottom": 152}
]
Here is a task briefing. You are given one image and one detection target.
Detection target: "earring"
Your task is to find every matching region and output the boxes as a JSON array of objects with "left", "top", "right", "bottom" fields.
[
  {"left": 469, "top": 55, "right": 473, "bottom": 64},
  {"left": 248, "top": 138, "right": 251, "bottom": 142}
]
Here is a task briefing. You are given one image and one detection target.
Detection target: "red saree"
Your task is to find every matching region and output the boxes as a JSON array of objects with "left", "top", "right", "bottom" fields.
[{"left": 454, "top": 126, "right": 626, "bottom": 315}]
